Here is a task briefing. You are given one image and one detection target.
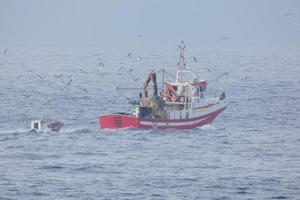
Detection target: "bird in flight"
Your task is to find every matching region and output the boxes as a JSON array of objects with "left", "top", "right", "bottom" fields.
[
  {"left": 37, "top": 75, "right": 45, "bottom": 79},
  {"left": 66, "top": 79, "right": 72, "bottom": 86},
  {"left": 79, "top": 69, "right": 88, "bottom": 74},
  {"left": 117, "top": 67, "right": 125, "bottom": 72},
  {"left": 23, "top": 94, "right": 32, "bottom": 98},
  {"left": 98, "top": 62, "right": 104, "bottom": 69},
  {"left": 217, "top": 37, "right": 230, "bottom": 41},
  {"left": 284, "top": 12, "right": 294, "bottom": 17},
  {"left": 54, "top": 74, "right": 63, "bottom": 78}
]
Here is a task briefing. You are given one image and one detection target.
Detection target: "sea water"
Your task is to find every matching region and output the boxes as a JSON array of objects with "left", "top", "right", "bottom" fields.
[{"left": 0, "top": 45, "right": 299, "bottom": 199}]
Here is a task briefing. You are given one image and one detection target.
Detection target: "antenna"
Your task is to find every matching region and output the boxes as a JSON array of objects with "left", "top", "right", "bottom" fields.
[
  {"left": 177, "top": 40, "right": 186, "bottom": 70},
  {"left": 176, "top": 41, "right": 186, "bottom": 83}
]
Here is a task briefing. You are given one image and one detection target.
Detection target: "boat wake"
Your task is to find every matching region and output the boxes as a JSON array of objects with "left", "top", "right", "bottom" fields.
[
  {"left": 0, "top": 128, "right": 29, "bottom": 135},
  {"left": 198, "top": 124, "right": 217, "bottom": 131},
  {"left": 0, "top": 127, "right": 93, "bottom": 135},
  {"left": 59, "top": 127, "right": 93, "bottom": 134}
]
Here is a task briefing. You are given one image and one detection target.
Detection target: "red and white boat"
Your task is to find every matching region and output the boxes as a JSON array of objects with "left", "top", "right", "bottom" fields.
[{"left": 99, "top": 42, "right": 227, "bottom": 129}]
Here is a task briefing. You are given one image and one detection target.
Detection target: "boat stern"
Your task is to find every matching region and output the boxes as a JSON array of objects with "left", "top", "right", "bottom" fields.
[{"left": 99, "top": 114, "right": 140, "bottom": 129}]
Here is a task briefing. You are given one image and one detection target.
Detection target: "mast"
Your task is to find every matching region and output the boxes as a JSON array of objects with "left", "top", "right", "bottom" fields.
[
  {"left": 176, "top": 41, "right": 186, "bottom": 83},
  {"left": 161, "top": 69, "right": 165, "bottom": 93}
]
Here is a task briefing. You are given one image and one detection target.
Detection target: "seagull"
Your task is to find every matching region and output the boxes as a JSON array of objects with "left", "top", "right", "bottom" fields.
[
  {"left": 117, "top": 67, "right": 125, "bottom": 72},
  {"left": 23, "top": 94, "right": 32, "bottom": 98},
  {"left": 17, "top": 75, "right": 24, "bottom": 79},
  {"left": 81, "top": 88, "right": 88, "bottom": 94},
  {"left": 66, "top": 79, "right": 72, "bottom": 86},
  {"left": 98, "top": 62, "right": 104, "bottom": 69},
  {"left": 32, "top": 90, "right": 41, "bottom": 95},
  {"left": 54, "top": 74, "right": 63, "bottom": 78},
  {"left": 193, "top": 56, "right": 197, "bottom": 62},
  {"left": 37, "top": 75, "right": 45, "bottom": 79},
  {"left": 217, "top": 37, "right": 230, "bottom": 41},
  {"left": 132, "top": 77, "right": 139, "bottom": 82},
  {"left": 284, "top": 12, "right": 294, "bottom": 17},
  {"left": 43, "top": 99, "right": 54, "bottom": 105},
  {"left": 216, "top": 72, "right": 229, "bottom": 79},
  {"left": 99, "top": 72, "right": 108, "bottom": 77},
  {"left": 128, "top": 68, "right": 134, "bottom": 73},
  {"left": 205, "top": 67, "right": 212, "bottom": 72},
  {"left": 79, "top": 69, "right": 87, "bottom": 74}
]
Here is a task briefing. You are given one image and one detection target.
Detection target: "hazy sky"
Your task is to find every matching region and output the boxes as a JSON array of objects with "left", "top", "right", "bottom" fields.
[{"left": 0, "top": 0, "right": 299, "bottom": 48}]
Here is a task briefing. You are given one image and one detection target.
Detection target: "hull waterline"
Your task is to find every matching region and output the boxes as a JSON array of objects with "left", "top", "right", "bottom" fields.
[{"left": 99, "top": 106, "right": 226, "bottom": 129}]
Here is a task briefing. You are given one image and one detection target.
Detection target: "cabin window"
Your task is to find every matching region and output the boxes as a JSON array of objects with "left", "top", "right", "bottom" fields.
[
  {"left": 199, "top": 86, "right": 207, "bottom": 92},
  {"left": 139, "top": 107, "right": 153, "bottom": 118}
]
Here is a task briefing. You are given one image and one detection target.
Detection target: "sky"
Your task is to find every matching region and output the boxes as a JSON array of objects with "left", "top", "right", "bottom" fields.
[{"left": 0, "top": 0, "right": 299, "bottom": 48}]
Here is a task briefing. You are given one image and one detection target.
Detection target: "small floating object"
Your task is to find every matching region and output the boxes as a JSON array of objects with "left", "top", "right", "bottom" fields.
[{"left": 30, "top": 120, "right": 64, "bottom": 132}]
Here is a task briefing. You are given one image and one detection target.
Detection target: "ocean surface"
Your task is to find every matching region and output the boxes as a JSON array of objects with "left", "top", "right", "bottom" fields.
[{"left": 0, "top": 45, "right": 299, "bottom": 199}]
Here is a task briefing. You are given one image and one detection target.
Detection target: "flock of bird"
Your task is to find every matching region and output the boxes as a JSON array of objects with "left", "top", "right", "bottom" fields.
[
  {"left": 2, "top": 8, "right": 297, "bottom": 102},
  {"left": 1, "top": 49, "right": 147, "bottom": 106},
  {"left": 1, "top": 45, "right": 249, "bottom": 104}
]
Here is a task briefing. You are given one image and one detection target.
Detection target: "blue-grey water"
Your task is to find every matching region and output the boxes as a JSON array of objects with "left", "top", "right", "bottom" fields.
[{"left": 0, "top": 46, "right": 300, "bottom": 199}]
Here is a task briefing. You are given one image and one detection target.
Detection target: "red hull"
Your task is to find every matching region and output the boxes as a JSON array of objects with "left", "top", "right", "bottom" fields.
[{"left": 99, "top": 106, "right": 226, "bottom": 129}]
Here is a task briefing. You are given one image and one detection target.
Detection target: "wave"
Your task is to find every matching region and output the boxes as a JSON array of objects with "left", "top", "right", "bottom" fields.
[
  {"left": 198, "top": 124, "right": 217, "bottom": 131},
  {"left": 0, "top": 128, "right": 29, "bottom": 134}
]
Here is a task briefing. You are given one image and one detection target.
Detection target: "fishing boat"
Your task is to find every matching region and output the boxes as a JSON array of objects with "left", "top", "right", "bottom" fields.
[{"left": 99, "top": 42, "right": 227, "bottom": 129}]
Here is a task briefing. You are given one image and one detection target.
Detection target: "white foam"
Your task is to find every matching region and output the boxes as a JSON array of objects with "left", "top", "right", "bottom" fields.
[
  {"left": 199, "top": 124, "right": 217, "bottom": 131},
  {"left": 0, "top": 128, "right": 29, "bottom": 134}
]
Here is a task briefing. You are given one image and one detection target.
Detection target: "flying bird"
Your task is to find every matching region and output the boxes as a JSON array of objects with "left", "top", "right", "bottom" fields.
[
  {"left": 22, "top": 94, "right": 32, "bottom": 98},
  {"left": 98, "top": 62, "right": 104, "bottom": 69},
  {"left": 193, "top": 56, "right": 197, "bottom": 62},
  {"left": 284, "top": 12, "right": 294, "bottom": 17},
  {"left": 117, "top": 67, "right": 125, "bottom": 72},
  {"left": 205, "top": 67, "right": 212, "bottom": 73},
  {"left": 216, "top": 72, "right": 229, "bottom": 79},
  {"left": 79, "top": 69, "right": 87, "bottom": 73},
  {"left": 217, "top": 37, "right": 230, "bottom": 41},
  {"left": 54, "top": 74, "right": 63, "bottom": 78},
  {"left": 81, "top": 88, "right": 88, "bottom": 94},
  {"left": 132, "top": 77, "right": 139, "bottom": 82},
  {"left": 37, "top": 75, "right": 45, "bottom": 79},
  {"left": 66, "top": 79, "right": 72, "bottom": 86},
  {"left": 43, "top": 99, "right": 56, "bottom": 105},
  {"left": 241, "top": 76, "right": 248, "bottom": 81},
  {"left": 17, "top": 75, "right": 24, "bottom": 79}
]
